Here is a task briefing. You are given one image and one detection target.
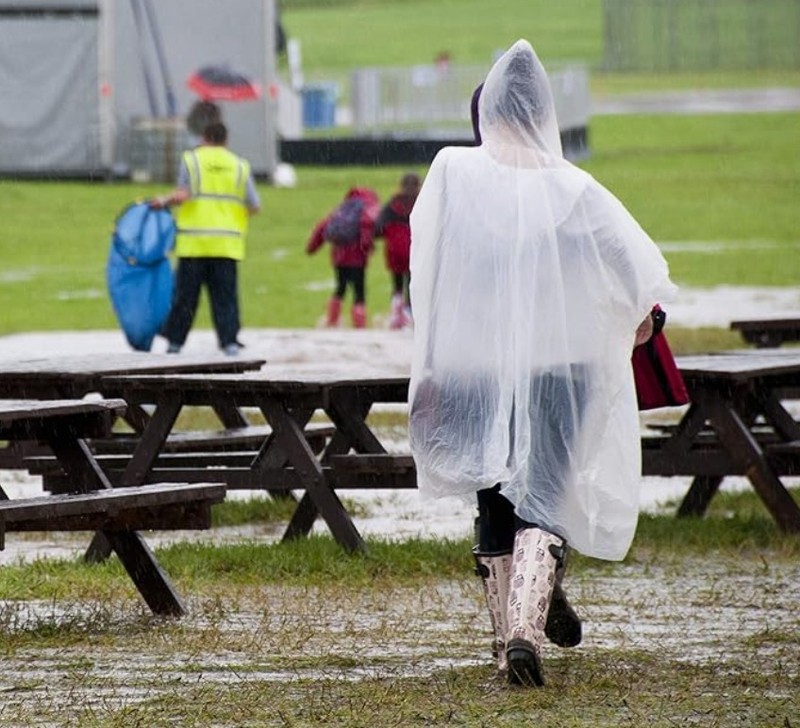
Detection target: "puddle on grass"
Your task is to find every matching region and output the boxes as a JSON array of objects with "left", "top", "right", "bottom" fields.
[
  {"left": 1, "top": 419, "right": 799, "bottom": 717},
  {"left": 1, "top": 563, "right": 798, "bottom": 716}
]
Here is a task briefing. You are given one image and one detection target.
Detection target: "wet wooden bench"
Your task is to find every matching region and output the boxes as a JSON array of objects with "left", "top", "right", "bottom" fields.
[
  {"left": 761, "top": 439, "right": 800, "bottom": 475},
  {"left": 327, "top": 454, "right": 417, "bottom": 488},
  {"left": 0, "top": 398, "right": 229, "bottom": 614},
  {"left": 24, "top": 424, "right": 338, "bottom": 490},
  {"left": 90, "top": 423, "right": 335, "bottom": 456},
  {"left": 730, "top": 318, "right": 800, "bottom": 348},
  {"left": 0, "top": 483, "right": 226, "bottom": 549},
  {"left": 31, "top": 453, "right": 419, "bottom": 492}
]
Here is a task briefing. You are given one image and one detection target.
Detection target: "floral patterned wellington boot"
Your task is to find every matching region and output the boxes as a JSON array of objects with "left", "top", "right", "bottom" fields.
[
  {"left": 472, "top": 548, "right": 513, "bottom": 675},
  {"left": 505, "top": 526, "right": 566, "bottom": 687}
]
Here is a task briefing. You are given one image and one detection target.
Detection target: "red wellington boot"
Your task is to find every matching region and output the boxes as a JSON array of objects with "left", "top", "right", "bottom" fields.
[
  {"left": 326, "top": 297, "right": 342, "bottom": 327},
  {"left": 352, "top": 303, "right": 367, "bottom": 328}
]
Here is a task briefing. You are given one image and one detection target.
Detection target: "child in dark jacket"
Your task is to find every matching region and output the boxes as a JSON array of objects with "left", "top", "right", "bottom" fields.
[
  {"left": 306, "top": 187, "right": 380, "bottom": 328},
  {"left": 374, "top": 172, "right": 421, "bottom": 329}
]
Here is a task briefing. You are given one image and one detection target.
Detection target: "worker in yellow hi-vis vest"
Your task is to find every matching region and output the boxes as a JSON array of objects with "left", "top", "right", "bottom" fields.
[{"left": 151, "top": 121, "right": 261, "bottom": 356}]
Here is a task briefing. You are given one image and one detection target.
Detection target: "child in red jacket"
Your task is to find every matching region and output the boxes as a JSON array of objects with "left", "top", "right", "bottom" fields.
[
  {"left": 374, "top": 172, "right": 421, "bottom": 329},
  {"left": 306, "top": 187, "right": 380, "bottom": 328}
]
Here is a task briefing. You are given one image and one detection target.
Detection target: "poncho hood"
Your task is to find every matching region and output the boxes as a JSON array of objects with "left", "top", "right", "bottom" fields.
[{"left": 478, "top": 39, "right": 563, "bottom": 161}]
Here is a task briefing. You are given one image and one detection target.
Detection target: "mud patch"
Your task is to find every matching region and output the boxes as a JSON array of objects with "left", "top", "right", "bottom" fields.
[{"left": 0, "top": 556, "right": 797, "bottom": 720}]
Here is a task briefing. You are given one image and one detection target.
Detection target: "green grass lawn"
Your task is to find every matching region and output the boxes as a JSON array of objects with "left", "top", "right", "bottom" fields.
[
  {"left": 284, "top": 0, "right": 604, "bottom": 79},
  {"left": 1, "top": 0, "right": 798, "bottom": 337},
  {"left": 0, "top": 487, "right": 795, "bottom": 597},
  {"left": 283, "top": 0, "right": 800, "bottom": 89},
  {"left": 582, "top": 113, "right": 800, "bottom": 287},
  {"left": 0, "top": 112, "right": 797, "bottom": 335}
]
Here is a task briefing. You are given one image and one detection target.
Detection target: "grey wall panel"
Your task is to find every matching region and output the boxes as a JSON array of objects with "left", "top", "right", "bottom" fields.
[{"left": 0, "top": 17, "right": 99, "bottom": 173}]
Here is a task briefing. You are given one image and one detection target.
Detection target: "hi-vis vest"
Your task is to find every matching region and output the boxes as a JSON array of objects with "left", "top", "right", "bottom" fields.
[{"left": 175, "top": 146, "right": 250, "bottom": 260}]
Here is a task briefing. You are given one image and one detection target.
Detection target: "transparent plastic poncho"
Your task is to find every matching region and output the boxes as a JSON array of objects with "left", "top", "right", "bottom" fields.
[{"left": 408, "top": 40, "right": 677, "bottom": 560}]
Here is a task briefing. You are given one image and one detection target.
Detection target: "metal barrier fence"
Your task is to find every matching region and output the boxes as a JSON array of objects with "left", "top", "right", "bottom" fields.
[
  {"left": 350, "top": 62, "right": 590, "bottom": 138},
  {"left": 602, "top": 0, "right": 800, "bottom": 71}
]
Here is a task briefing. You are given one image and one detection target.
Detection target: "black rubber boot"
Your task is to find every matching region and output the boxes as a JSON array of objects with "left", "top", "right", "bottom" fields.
[
  {"left": 544, "top": 549, "right": 582, "bottom": 648},
  {"left": 506, "top": 639, "right": 546, "bottom": 687}
]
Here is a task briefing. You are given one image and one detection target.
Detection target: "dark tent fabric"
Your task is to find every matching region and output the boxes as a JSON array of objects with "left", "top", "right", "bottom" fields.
[{"left": 107, "top": 202, "right": 175, "bottom": 351}]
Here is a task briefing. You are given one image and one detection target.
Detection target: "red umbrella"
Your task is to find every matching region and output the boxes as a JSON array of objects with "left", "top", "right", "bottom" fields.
[{"left": 186, "top": 64, "right": 262, "bottom": 102}]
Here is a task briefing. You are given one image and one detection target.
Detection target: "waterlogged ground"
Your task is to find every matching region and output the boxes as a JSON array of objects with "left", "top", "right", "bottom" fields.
[
  {"left": 0, "top": 554, "right": 797, "bottom": 726},
  {"left": 1, "top": 305, "right": 799, "bottom": 724}
]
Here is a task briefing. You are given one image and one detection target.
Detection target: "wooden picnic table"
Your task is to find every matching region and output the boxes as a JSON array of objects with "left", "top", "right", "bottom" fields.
[
  {"left": 642, "top": 351, "right": 800, "bottom": 532},
  {"left": 0, "top": 399, "right": 225, "bottom": 616},
  {"left": 48, "top": 357, "right": 800, "bottom": 549},
  {"left": 730, "top": 318, "right": 800, "bottom": 348},
  {"left": 0, "top": 353, "right": 266, "bottom": 468},
  {"left": 0, "top": 352, "right": 266, "bottom": 426},
  {"left": 92, "top": 371, "right": 413, "bottom": 553}
]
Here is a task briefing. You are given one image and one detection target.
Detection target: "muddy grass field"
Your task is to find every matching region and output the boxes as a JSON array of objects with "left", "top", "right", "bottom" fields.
[
  {"left": 0, "top": 402, "right": 798, "bottom": 726},
  {"left": 0, "top": 525, "right": 797, "bottom": 727}
]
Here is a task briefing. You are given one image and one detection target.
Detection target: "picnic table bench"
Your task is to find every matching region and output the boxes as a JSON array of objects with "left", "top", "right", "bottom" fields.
[
  {"left": 0, "top": 352, "right": 266, "bottom": 468},
  {"left": 15, "top": 353, "right": 791, "bottom": 559},
  {"left": 730, "top": 318, "right": 800, "bottom": 348},
  {"left": 0, "top": 483, "right": 224, "bottom": 546},
  {"left": 90, "top": 371, "right": 413, "bottom": 553},
  {"left": 27, "top": 423, "right": 338, "bottom": 481},
  {"left": 0, "top": 398, "right": 226, "bottom": 616},
  {"left": 641, "top": 351, "right": 800, "bottom": 532},
  {"left": 95, "top": 361, "right": 800, "bottom": 546}
]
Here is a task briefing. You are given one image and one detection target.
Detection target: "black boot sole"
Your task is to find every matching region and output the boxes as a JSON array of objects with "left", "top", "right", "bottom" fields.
[{"left": 506, "top": 639, "right": 545, "bottom": 687}]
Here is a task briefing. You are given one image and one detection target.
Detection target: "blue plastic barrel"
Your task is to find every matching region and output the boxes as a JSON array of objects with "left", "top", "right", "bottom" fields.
[{"left": 301, "top": 83, "right": 338, "bottom": 128}]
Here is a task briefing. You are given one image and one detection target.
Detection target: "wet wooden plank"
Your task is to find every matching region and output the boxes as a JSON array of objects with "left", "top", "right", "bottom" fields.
[
  {"left": 0, "top": 483, "right": 226, "bottom": 531},
  {"left": 731, "top": 318, "right": 800, "bottom": 348},
  {"left": 677, "top": 352, "right": 800, "bottom": 381},
  {"left": 0, "top": 354, "right": 264, "bottom": 399},
  {"left": 0, "top": 399, "right": 126, "bottom": 440}
]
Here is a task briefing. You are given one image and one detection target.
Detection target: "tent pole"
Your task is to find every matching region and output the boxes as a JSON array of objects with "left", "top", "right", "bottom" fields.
[
  {"left": 262, "top": 0, "right": 279, "bottom": 182},
  {"left": 129, "top": 0, "right": 159, "bottom": 117},
  {"left": 97, "top": 0, "right": 116, "bottom": 176},
  {"left": 140, "top": 0, "right": 177, "bottom": 118}
]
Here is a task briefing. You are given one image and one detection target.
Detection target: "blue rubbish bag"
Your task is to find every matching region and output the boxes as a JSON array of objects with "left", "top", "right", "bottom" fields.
[{"left": 106, "top": 201, "right": 175, "bottom": 352}]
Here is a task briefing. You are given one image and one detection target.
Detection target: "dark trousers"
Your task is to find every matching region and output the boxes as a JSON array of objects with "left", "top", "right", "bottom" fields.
[
  {"left": 334, "top": 266, "right": 366, "bottom": 304},
  {"left": 476, "top": 485, "right": 520, "bottom": 553},
  {"left": 162, "top": 257, "right": 240, "bottom": 348},
  {"left": 476, "top": 366, "right": 588, "bottom": 552}
]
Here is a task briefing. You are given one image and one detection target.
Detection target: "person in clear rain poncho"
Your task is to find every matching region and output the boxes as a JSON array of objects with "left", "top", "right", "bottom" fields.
[{"left": 408, "top": 39, "right": 677, "bottom": 687}]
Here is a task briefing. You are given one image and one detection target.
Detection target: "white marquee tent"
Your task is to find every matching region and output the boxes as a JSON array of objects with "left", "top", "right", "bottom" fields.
[{"left": 0, "top": 0, "right": 279, "bottom": 178}]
